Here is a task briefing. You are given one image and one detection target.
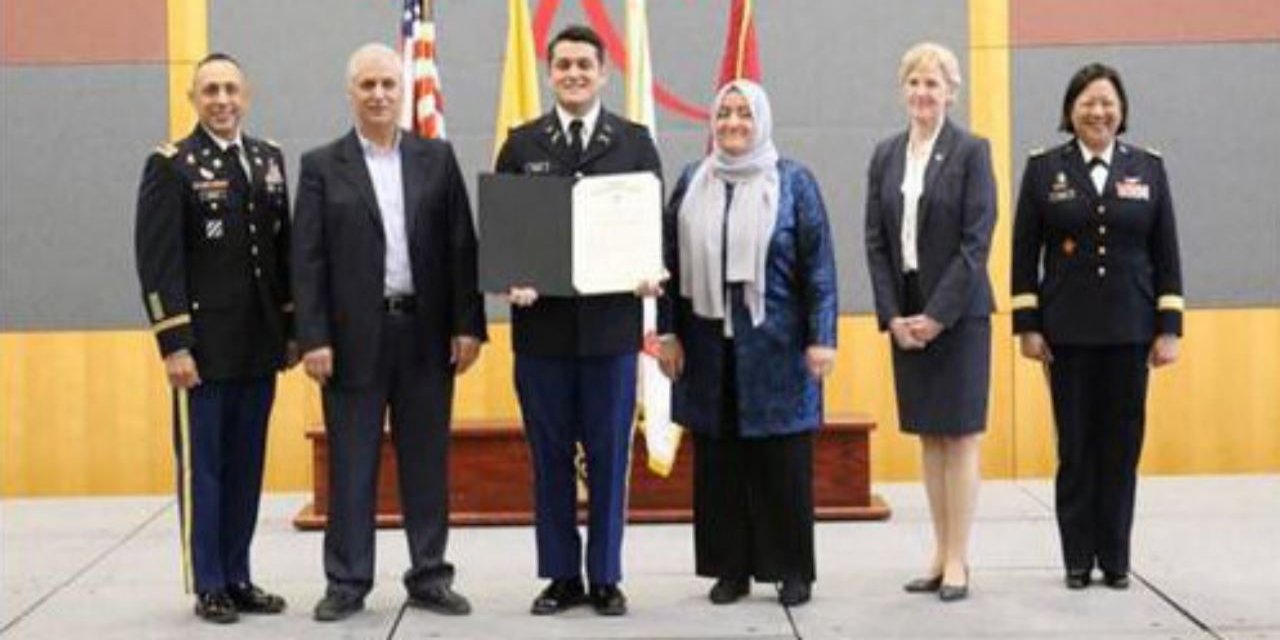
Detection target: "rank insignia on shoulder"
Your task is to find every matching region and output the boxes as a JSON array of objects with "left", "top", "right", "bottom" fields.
[
  {"left": 1143, "top": 146, "right": 1163, "bottom": 158},
  {"left": 1028, "top": 147, "right": 1047, "bottom": 158},
  {"left": 155, "top": 142, "right": 179, "bottom": 158}
]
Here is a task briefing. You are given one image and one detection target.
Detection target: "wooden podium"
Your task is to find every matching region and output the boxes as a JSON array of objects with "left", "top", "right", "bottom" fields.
[{"left": 292, "top": 414, "right": 890, "bottom": 530}]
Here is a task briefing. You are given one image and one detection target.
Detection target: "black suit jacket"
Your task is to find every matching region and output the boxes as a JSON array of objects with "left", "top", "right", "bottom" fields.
[
  {"left": 494, "top": 109, "right": 662, "bottom": 357},
  {"left": 1011, "top": 139, "right": 1183, "bottom": 345},
  {"left": 865, "top": 120, "right": 997, "bottom": 331},
  {"left": 134, "top": 125, "right": 293, "bottom": 380},
  {"left": 292, "top": 130, "right": 486, "bottom": 388}
]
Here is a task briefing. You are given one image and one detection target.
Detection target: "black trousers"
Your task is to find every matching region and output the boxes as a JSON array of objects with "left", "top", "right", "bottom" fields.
[
  {"left": 1048, "top": 344, "right": 1149, "bottom": 574},
  {"left": 693, "top": 340, "right": 816, "bottom": 584},
  {"left": 321, "top": 311, "right": 455, "bottom": 598}
]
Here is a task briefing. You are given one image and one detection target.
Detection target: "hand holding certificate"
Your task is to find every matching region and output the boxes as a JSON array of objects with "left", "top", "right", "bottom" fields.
[{"left": 478, "top": 171, "right": 664, "bottom": 296}]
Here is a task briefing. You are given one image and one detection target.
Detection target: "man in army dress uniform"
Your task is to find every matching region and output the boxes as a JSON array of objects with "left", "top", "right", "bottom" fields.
[
  {"left": 494, "top": 25, "right": 662, "bottom": 617},
  {"left": 134, "top": 52, "right": 293, "bottom": 624}
]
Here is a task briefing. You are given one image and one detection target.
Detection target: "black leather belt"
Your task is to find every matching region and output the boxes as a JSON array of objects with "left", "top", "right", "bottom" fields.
[{"left": 384, "top": 295, "right": 417, "bottom": 313}]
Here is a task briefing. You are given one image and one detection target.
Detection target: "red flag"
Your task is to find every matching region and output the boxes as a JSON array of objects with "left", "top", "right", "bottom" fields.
[{"left": 717, "top": 0, "right": 761, "bottom": 88}]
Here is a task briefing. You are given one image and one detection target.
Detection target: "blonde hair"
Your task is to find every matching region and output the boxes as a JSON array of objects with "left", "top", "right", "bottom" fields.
[{"left": 898, "top": 42, "right": 962, "bottom": 94}]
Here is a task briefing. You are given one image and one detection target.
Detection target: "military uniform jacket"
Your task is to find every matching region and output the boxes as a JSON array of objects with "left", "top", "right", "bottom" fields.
[
  {"left": 134, "top": 125, "right": 294, "bottom": 380},
  {"left": 494, "top": 109, "right": 662, "bottom": 357},
  {"left": 1011, "top": 139, "right": 1183, "bottom": 345}
]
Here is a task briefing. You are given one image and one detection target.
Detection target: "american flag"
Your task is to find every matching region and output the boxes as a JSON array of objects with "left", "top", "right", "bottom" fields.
[{"left": 400, "top": 0, "right": 446, "bottom": 139}]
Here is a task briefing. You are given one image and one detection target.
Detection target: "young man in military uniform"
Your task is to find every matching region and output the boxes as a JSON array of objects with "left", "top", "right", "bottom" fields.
[
  {"left": 494, "top": 25, "right": 662, "bottom": 617},
  {"left": 134, "top": 52, "right": 294, "bottom": 624}
]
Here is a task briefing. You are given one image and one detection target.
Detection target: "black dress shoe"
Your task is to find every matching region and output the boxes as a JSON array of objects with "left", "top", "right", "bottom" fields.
[
  {"left": 589, "top": 583, "right": 628, "bottom": 616},
  {"left": 778, "top": 580, "right": 811, "bottom": 607},
  {"left": 408, "top": 584, "right": 472, "bottom": 615},
  {"left": 227, "top": 582, "right": 286, "bottom": 614},
  {"left": 530, "top": 579, "right": 586, "bottom": 615},
  {"left": 1065, "top": 569, "right": 1092, "bottom": 590},
  {"left": 708, "top": 577, "right": 750, "bottom": 604},
  {"left": 313, "top": 591, "right": 365, "bottom": 622},
  {"left": 1102, "top": 571, "right": 1130, "bottom": 590},
  {"left": 194, "top": 591, "right": 239, "bottom": 624},
  {"left": 902, "top": 574, "right": 944, "bottom": 593}
]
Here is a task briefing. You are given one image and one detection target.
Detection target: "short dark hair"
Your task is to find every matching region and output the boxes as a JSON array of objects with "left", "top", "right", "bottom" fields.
[
  {"left": 547, "top": 25, "right": 605, "bottom": 65},
  {"left": 194, "top": 52, "right": 243, "bottom": 73},
  {"left": 1059, "top": 62, "right": 1128, "bottom": 135}
]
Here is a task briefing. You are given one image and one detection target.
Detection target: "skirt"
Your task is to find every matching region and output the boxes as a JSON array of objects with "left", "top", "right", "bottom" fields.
[{"left": 891, "top": 272, "right": 990, "bottom": 435}]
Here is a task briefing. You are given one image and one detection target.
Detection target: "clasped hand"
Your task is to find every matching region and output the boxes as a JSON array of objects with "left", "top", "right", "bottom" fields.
[{"left": 890, "top": 314, "right": 943, "bottom": 350}]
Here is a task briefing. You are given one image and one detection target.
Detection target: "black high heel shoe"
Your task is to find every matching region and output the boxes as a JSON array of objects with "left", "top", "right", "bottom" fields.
[
  {"left": 937, "top": 567, "right": 969, "bottom": 602},
  {"left": 902, "top": 574, "right": 943, "bottom": 593}
]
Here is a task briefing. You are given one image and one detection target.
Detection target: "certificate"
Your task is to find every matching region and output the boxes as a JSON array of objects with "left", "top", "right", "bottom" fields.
[
  {"left": 571, "top": 172, "right": 663, "bottom": 295},
  {"left": 477, "top": 171, "right": 663, "bottom": 296}
]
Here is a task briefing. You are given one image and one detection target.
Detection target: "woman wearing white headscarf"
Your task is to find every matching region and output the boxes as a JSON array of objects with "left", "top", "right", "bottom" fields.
[{"left": 657, "top": 80, "right": 837, "bottom": 607}]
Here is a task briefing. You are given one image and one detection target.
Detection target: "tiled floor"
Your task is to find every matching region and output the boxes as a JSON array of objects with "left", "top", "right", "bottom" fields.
[{"left": 3, "top": 476, "right": 1277, "bottom": 639}]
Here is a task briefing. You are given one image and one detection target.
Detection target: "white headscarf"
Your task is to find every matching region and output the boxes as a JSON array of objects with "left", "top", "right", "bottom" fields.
[{"left": 677, "top": 79, "right": 780, "bottom": 329}]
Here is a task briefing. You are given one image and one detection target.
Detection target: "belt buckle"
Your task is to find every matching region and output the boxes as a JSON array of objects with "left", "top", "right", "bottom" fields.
[{"left": 386, "top": 295, "right": 413, "bottom": 314}]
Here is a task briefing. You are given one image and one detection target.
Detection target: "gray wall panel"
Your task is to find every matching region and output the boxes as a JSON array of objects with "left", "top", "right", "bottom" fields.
[
  {"left": 1012, "top": 44, "right": 1280, "bottom": 307},
  {"left": 0, "top": 66, "right": 168, "bottom": 330},
  {"left": 212, "top": 0, "right": 968, "bottom": 318},
  {"left": 0, "top": 1, "right": 969, "bottom": 329}
]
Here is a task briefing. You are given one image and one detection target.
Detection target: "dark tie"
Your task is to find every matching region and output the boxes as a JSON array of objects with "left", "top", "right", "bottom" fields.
[
  {"left": 1087, "top": 156, "right": 1108, "bottom": 193},
  {"left": 225, "top": 143, "right": 251, "bottom": 188},
  {"left": 567, "top": 119, "right": 584, "bottom": 168}
]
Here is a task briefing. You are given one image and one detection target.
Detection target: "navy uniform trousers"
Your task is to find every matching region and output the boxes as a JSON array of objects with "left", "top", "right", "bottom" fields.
[
  {"left": 176, "top": 377, "right": 275, "bottom": 594},
  {"left": 1048, "top": 344, "right": 1149, "bottom": 575},
  {"left": 514, "top": 353, "right": 637, "bottom": 586}
]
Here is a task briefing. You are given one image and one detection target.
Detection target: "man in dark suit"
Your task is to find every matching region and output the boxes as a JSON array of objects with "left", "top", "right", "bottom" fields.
[
  {"left": 134, "top": 52, "right": 292, "bottom": 624},
  {"left": 494, "top": 25, "right": 662, "bottom": 617},
  {"left": 292, "top": 43, "right": 486, "bottom": 622}
]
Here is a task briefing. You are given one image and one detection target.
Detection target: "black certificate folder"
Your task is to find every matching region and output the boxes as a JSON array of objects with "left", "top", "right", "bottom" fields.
[{"left": 477, "top": 173, "right": 578, "bottom": 296}]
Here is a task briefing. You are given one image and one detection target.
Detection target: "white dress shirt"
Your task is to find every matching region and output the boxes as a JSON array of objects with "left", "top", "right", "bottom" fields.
[
  {"left": 555, "top": 100, "right": 601, "bottom": 149},
  {"left": 202, "top": 126, "right": 251, "bottom": 178},
  {"left": 1079, "top": 139, "right": 1114, "bottom": 195},
  {"left": 899, "top": 122, "right": 942, "bottom": 273},
  {"left": 358, "top": 130, "right": 414, "bottom": 296}
]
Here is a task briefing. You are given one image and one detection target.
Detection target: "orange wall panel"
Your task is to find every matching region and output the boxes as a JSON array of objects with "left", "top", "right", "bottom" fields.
[
  {"left": 1, "top": 0, "right": 167, "bottom": 64},
  {"left": 1012, "top": 0, "right": 1280, "bottom": 47}
]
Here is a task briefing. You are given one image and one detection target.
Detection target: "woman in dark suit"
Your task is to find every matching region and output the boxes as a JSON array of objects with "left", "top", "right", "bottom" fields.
[
  {"left": 657, "top": 79, "right": 837, "bottom": 608},
  {"left": 865, "top": 42, "right": 996, "bottom": 602},
  {"left": 1011, "top": 63, "right": 1182, "bottom": 591}
]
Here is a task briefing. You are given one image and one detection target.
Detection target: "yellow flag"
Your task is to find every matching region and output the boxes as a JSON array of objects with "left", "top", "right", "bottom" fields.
[{"left": 492, "top": 0, "right": 542, "bottom": 163}]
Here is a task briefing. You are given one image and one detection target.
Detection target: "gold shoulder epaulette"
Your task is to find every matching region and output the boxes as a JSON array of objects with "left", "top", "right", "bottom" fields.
[
  {"left": 154, "top": 142, "right": 179, "bottom": 158},
  {"left": 262, "top": 137, "right": 281, "bottom": 149}
]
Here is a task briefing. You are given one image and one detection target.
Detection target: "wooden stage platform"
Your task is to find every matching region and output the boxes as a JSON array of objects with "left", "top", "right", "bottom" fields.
[{"left": 293, "top": 414, "right": 890, "bottom": 529}]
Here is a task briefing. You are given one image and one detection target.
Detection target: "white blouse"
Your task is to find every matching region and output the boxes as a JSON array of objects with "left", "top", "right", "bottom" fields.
[{"left": 899, "top": 124, "right": 942, "bottom": 273}]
